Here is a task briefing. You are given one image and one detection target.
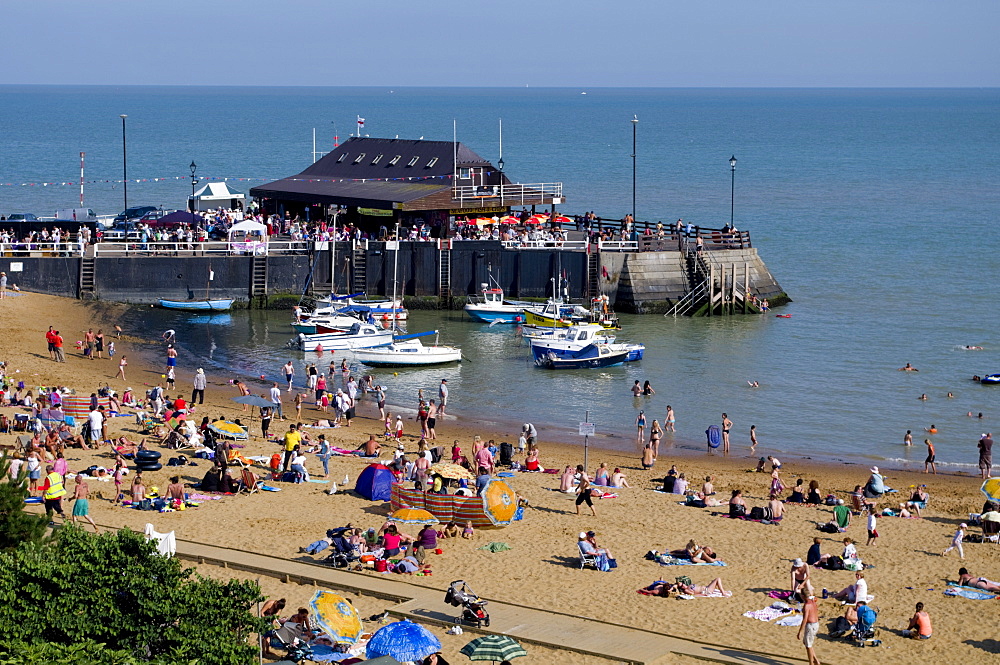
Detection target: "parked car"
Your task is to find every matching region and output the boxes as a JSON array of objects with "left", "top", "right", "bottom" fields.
[
  {"left": 3, "top": 213, "right": 39, "bottom": 222},
  {"left": 55, "top": 208, "right": 97, "bottom": 222},
  {"left": 113, "top": 206, "right": 158, "bottom": 224},
  {"left": 100, "top": 222, "right": 143, "bottom": 242}
]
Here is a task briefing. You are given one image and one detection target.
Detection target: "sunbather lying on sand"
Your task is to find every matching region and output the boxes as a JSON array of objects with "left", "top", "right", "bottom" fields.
[
  {"left": 670, "top": 540, "right": 718, "bottom": 563},
  {"left": 959, "top": 567, "right": 1000, "bottom": 592},
  {"left": 638, "top": 578, "right": 730, "bottom": 597}
]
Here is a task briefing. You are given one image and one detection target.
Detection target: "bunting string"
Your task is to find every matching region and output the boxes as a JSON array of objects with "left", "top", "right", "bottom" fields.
[{"left": 0, "top": 171, "right": 499, "bottom": 188}]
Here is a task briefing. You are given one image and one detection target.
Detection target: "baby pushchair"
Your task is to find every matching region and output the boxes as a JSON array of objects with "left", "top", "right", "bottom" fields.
[
  {"left": 321, "top": 526, "right": 361, "bottom": 569},
  {"left": 852, "top": 604, "right": 880, "bottom": 647},
  {"left": 444, "top": 579, "right": 490, "bottom": 627}
]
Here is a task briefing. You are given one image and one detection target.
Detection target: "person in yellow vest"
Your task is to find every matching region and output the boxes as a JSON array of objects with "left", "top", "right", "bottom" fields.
[{"left": 39, "top": 464, "right": 67, "bottom": 522}]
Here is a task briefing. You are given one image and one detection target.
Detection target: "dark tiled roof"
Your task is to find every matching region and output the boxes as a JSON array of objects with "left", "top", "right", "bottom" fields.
[
  {"left": 250, "top": 178, "right": 449, "bottom": 208},
  {"left": 299, "top": 137, "right": 492, "bottom": 180}
]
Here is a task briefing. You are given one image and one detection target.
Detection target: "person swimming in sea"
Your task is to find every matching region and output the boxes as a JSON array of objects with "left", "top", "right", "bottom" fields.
[{"left": 899, "top": 363, "right": 918, "bottom": 372}]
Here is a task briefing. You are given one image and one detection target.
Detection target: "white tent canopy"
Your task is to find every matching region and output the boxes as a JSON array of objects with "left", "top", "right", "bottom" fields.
[
  {"left": 228, "top": 219, "right": 268, "bottom": 235},
  {"left": 189, "top": 182, "right": 246, "bottom": 211}
]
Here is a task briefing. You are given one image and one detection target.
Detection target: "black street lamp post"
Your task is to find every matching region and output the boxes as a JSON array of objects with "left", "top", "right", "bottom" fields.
[
  {"left": 189, "top": 161, "right": 198, "bottom": 213},
  {"left": 120, "top": 114, "right": 128, "bottom": 211},
  {"left": 729, "top": 155, "right": 737, "bottom": 227},
  {"left": 631, "top": 115, "right": 639, "bottom": 220}
]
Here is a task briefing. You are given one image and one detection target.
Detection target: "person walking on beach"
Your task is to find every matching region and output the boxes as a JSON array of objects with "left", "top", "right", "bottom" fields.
[
  {"left": 942, "top": 523, "right": 966, "bottom": 560},
  {"left": 116, "top": 355, "right": 127, "bottom": 381},
  {"left": 924, "top": 439, "right": 937, "bottom": 474},
  {"left": 635, "top": 410, "right": 646, "bottom": 446},
  {"left": 166, "top": 345, "right": 177, "bottom": 373},
  {"left": 94, "top": 329, "right": 105, "bottom": 359},
  {"left": 750, "top": 424, "right": 758, "bottom": 451},
  {"left": 45, "top": 326, "right": 57, "bottom": 360},
  {"left": 438, "top": 379, "right": 449, "bottom": 417},
  {"left": 0, "top": 271, "right": 6, "bottom": 299},
  {"left": 575, "top": 465, "right": 597, "bottom": 517},
  {"left": 83, "top": 329, "right": 96, "bottom": 359},
  {"left": 721, "top": 413, "right": 732, "bottom": 453},
  {"left": 979, "top": 433, "right": 993, "bottom": 479},
  {"left": 53, "top": 330, "right": 65, "bottom": 363},
  {"left": 39, "top": 464, "right": 67, "bottom": 523},
  {"left": 270, "top": 382, "right": 284, "bottom": 420},
  {"left": 866, "top": 507, "right": 879, "bottom": 547},
  {"left": 649, "top": 420, "right": 662, "bottom": 459},
  {"left": 191, "top": 368, "right": 206, "bottom": 404},
  {"left": 796, "top": 590, "right": 821, "bottom": 665},
  {"left": 665, "top": 405, "right": 675, "bottom": 432},
  {"left": 283, "top": 360, "right": 295, "bottom": 391},
  {"left": 70, "top": 474, "right": 99, "bottom": 533}
]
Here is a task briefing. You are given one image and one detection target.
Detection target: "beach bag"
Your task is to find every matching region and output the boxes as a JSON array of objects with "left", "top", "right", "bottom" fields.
[
  {"left": 375, "top": 559, "right": 388, "bottom": 572},
  {"left": 818, "top": 522, "right": 840, "bottom": 533},
  {"left": 824, "top": 555, "right": 844, "bottom": 571},
  {"left": 749, "top": 506, "right": 766, "bottom": 520},
  {"left": 675, "top": 575, "right": 693, "bottom": 587},
  {"left": 844, "top": 560, "right": 863, "bottom": 571}
]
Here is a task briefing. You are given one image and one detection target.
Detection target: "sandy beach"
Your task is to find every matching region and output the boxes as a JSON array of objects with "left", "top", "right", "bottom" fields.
[{"left": 3, "top": 291, "right": 998, "bottom": 664}]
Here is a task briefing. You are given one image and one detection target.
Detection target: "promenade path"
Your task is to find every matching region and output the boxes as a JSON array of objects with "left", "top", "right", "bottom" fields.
[{"left": 175, "top": 538, "right": 806, "bottom": 665}]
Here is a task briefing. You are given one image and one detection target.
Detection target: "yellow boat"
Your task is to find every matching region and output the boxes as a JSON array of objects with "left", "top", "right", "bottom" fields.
[{"left": 523, "top": 298, "right": 620, "bottom": 329}]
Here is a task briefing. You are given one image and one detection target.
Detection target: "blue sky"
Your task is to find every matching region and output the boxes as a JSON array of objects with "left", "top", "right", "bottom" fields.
[{"left": 5, "top": 0, "right": 998, "bottom": 87}]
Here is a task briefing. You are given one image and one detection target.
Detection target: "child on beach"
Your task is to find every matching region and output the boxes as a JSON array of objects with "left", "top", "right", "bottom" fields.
[
  {"left": 750, "top": 425, "right": 758, "bottom": 450},
  {"left": 942, "top": 523, "right": 966, "bottom": 560},
  {"left": 462, "top": 521, "right": 474, "bottom": 539},
  {"left": 108, "top": 341, "right": 115, "bottom": 358},
  {"left": 166, "top": 367, "right": 175, "bottom": 390},
  {"left": 866, "top": 508, "right": 879, "bottom": 547},
  {"left": 395, "top": 415, "right": 404, "bottom": 440},
  {"left": 116, "top": 356, "right": 127, "bottom": 381}
]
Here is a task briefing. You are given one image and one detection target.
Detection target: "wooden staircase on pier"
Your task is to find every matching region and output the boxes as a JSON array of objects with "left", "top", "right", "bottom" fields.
[
  {"left": 78, "top": 257, "right": 96, "bottom": 299},
  {"left": 666, "top": 256, "right": 760, "bottom": 317}
]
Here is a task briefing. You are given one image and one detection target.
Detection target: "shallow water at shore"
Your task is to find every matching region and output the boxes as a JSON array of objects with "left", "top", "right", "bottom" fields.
[{"left": 114, "top": 304, "right": 997, "bottom": 470}]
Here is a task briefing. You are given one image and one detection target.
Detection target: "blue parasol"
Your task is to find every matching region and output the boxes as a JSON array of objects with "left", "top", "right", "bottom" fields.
[{"left": 365, "top": 619, "right": 441, "bottom": 662}]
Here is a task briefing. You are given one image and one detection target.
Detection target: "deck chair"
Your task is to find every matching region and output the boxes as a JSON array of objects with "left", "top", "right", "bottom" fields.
[
  {"left": 578, "top": 541, "right": 598, "bottom": 570},
  {"left": 240, "top": 467, "right": 261, "bottom": 495},
  {"left": 982, "top": 519, "right": 1000, "bottom": 544}
]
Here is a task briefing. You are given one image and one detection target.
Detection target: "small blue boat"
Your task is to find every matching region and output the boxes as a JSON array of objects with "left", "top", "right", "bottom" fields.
[{"left": 158, "top": 299, "right": 234, "bottom": 312}]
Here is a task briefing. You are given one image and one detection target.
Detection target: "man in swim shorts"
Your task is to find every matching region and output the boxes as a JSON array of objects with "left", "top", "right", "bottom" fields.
[{"left": 797, "top": 590, "right": 820, "bottom": 665}]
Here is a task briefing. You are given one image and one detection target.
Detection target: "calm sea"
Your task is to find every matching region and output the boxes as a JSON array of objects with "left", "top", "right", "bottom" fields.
[{"left": 2, "top": 86, "right": 998, "bottom": 469}]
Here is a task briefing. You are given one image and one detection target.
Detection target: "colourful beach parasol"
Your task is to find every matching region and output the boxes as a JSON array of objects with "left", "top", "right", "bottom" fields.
[
  {"left": 460, "top": 634, "right": 528, "bottom": 662},
  {"left": 499, "top": 215, "right": 520, "bottom": 224},
  {"left": 481, "top": 479, "right": 518, "bottom": 527},
  {"left": 388, "top": 507, "right": 439, "bottom": 525},
  {"left": 208, "top": 420, "right": 248, "bottom": 440},
  {"left": 551, "top": 215, "right": 573, "bottom": 225},
  {"left": 523, "top": 216, "right": 545, "bottom": 225},
  {"left": 980, "top": 478, "right": 1000, "bottom": 504},
  {"left": 308, "top": 590, "right": 363, "bottom": 645},
  {"left": 365, "top": 619, "right": 441, "bottom": 662},
  {"left": 429, "top": 463, "right": 475, "bottom": 481}
]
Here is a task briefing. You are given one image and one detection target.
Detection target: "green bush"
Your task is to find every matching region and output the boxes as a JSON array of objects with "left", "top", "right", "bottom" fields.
[{"left": 0, "top": 526, "right": 264, "bottom": 665}]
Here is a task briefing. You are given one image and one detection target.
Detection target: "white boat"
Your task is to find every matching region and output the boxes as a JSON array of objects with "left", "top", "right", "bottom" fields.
[
  {"left": 525, "top": 323, "right": 644, "bottom": 363},
  {"left": 291, "top": 312, "right": 366, "bottom": 334},
  {"left": 353, "top": 331, "right": 462, "bottom": 367},
  {"left": 463, "top": 281, "right": 527, "bottom": 324},
  {"left": 297, "top": 322, "right": 393, "bottom": 351}
]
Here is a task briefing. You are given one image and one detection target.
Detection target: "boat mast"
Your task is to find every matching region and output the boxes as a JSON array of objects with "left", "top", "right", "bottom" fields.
[{"left": 391, "top": 221, "right": 401, "bottom": 334}]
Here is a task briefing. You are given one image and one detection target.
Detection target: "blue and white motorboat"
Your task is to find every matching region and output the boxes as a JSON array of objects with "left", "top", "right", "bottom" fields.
[
  {"left": 534, "top": 343, "right": 630, "bottom": 369},
  {"left": 297, "top": 322, "right": 393, "bottom": 351},
  {"left": 525, "top": 323, "right": 644, "bottom": 363},
  {"left": 463, "top": 282, "right": 527, "bottom": 324}
]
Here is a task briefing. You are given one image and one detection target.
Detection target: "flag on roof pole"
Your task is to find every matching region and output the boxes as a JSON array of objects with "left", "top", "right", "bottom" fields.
[{"left": 357, "top": 116, "right": 365, "bottom": 135}]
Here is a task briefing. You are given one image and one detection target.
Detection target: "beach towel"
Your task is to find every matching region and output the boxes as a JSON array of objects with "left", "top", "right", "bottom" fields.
[
  {"left": 775, "top": 614, "right": 803, "bottom": 627},
  {"left": 743, "top": 607, "right": 792, "bottom": 622},
  {"left": 767, "top": 591, "right": 793, "bottom": 600},
  {"left": 658, "top": 556, "right": 726, "bottom": 567},
  {"left": 944, "top": 583, "right": 997, "bottom": 600},
  {"left": 478, "top": 541, "right": 512, "bottom": 553}
]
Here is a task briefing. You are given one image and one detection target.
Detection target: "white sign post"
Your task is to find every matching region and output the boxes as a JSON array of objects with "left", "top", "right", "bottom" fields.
[{"left": 579, "top": 411, "right": 595, "bottom": 470}]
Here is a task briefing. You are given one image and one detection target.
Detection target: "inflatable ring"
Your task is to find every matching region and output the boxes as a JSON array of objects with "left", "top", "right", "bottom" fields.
[
  {"left": 135, "top": 462, "right": 163, "bottom": 472},
  {"left": 136, "top": 450, "right": 161, "bottom": 461}
]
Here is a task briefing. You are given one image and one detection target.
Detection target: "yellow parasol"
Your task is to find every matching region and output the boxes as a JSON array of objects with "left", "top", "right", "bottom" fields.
[
  {"left": 481, "top": 478, "right": 518, "bottom": 526},
  {"left": 429, "top": 463, "right": 475, "bottom": 481},
  {"left": 308, "top": 590, "right": 363, "bottom": 644},
  {"left": 981, "top": 478, "right": 1000, "bottom": 504},
  {"left": 389, "top": 507, "right": 439, "bottom": 525},
  {"left": 208, "top": 419, "right": 249, "bottom": 440}
]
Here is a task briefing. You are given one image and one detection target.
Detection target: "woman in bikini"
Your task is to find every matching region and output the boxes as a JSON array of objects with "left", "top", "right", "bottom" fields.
[
  {"left": 665, "top": 405, "right": 675, "bottom": 432},
  {"left": 649, "top": 419, "right": 662, "bottom": 459},
  {"left": 958, "top": 568, "right": 1000, "bottom": 592},
  {"left": 635, "top": 410, "right": 646, "bottom": 446}
]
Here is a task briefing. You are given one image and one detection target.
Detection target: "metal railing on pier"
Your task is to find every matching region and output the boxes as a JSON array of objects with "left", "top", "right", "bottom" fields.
[
  {"left": 92, "top": 240, "right": 310, "bottom": 257},
  {"left": 451, "top": 182, "right": 563, "bottom": 208}
]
